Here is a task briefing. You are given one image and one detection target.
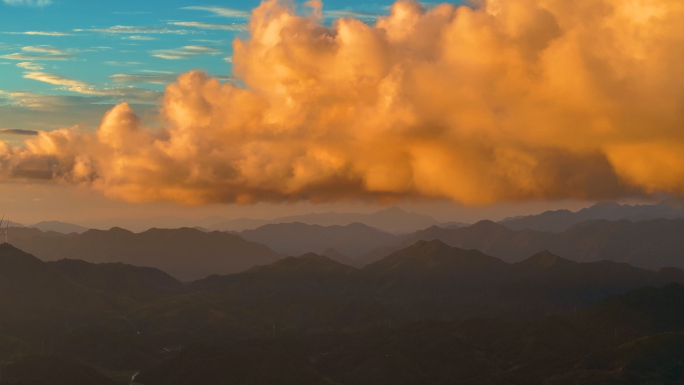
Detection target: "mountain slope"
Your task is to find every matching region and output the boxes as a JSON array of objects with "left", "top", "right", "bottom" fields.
[
  {"left": 48, "top": 259, "right": 183, "bottom": 302},
  {"left": 0, "top": 244, "right": 119, "bottom": 340}
]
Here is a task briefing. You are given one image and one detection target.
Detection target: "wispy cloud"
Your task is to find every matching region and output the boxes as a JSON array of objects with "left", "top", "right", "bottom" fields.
[
  {"left": 2, "top": 0, "right": 52, "bottom": 7},
  {"left": 19, "top": 71, "right": 161, "bottom": 104},
  {"left": 0, "top": 45, "right": 76, "bottom": 61},
  {"left": 23, "top": 71, "right": 92, "bottom": 89},
  {"left": 0, "top": 128, "right": 39, "bottom": 136},
  {"left": 124, "top": 36, "right": 158, "bottom": 41},
  {"left": 111, "top": 73, "right": 179, "bottom": 84},
  {"left": 168, "top": 21, "right": 247, "bottom": 31},
  {"left": 16, "top": 61, "right": 42, "bottom": 70},
  {"left": 3, "top": 31, "right": 73, "bottom": 36},
  {"left": 75, "top": 25, "right": 191, "bottom": 35},
  {"left": 0, "top": 90, "right": 75, "bottom": 110},
  {"left": 2, "top": 86, "right": 161, "bottom": 111},
  {"left": 151, "top": 45, "right": 222, "bottom": 60},
  {"left": 1, "top": 52, "right": 69, "bottom": 60},
  {"left": 104, "top": 61, "right": 143, "bottom": 66},
  {"left": 111, "top": 71, "right": 234, "bottom": 84},
  {"left": 181, "top": 6, "right": 250, "bottom": 18},
  {"left": 192, "top": 39, "right": 223, "bottom": 44},
  {"left": 23, "top": 46, "right": 63, "bottom": 54},
  {"left": 323, "top": 10, "right": 380, "bottom": 19}
]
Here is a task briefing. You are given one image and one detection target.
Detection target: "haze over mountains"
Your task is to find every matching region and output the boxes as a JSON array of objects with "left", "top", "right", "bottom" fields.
[
  {"left": 500, "top": 201, "right": 684, "bottom": 232},
  {"left": 10, "top": 200, "right": 684, "bottom": 237},
  {"left": 238, "top": 222, "right": 399, "bottom": 258},
  {"left": 8, "top": 211, "right": 684, "bottom": 280},
  {"left": 9, "top": 227, "right": 281, "bottom": 281},
  {"left": 404, "top": 219, "right": 684, "bottom": 271}
]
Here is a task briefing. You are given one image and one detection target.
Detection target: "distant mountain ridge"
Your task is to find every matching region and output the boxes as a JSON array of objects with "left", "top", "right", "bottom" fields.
[
  {"left": 9, "top": 227, "right": 281, "bottom": 281},
  {"left": 396, "top": 218, "right": 684, "bottom": 271},
  {"left": 208, "top": 206, "right": 442, "bottom": 234},
  {"left": 239, "top": 222, "right": 399, "bottom": 258},
  {"left": 500, "top": 201, "right": 684, "bottom": 232},
  {"left": 31, "top": 221, "right": 89, "bottom": 234}
]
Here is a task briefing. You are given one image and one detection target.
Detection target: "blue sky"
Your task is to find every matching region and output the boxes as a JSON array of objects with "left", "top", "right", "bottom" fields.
[{"left": 0, "top": 0, "right": 398, "bottom": 139}]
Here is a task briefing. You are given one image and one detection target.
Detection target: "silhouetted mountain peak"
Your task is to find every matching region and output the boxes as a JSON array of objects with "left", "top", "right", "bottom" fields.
[
  {"left": 584, "top": 201, "right": 623, "bottom": 212},
  {"left": 518, "top": 250, "right": 575, "bottom": 269},
  {"left": 465, "top": 220, "right": 513, "bottom": 235},
  {"left": 365, "top": 240, "right": 505, "bottom": 275},
  {"left": 410, "top": 239, "right": 453, "bottom": 252}
]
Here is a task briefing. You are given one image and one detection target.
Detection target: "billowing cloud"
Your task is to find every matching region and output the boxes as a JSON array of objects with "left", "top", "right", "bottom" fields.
[{"left": 2, "top": 0, "right": 684, "bottom": 206}]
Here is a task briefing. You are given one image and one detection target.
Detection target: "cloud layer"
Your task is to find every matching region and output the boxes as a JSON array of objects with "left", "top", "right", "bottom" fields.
[{"left": 2, "top": 0, "right": 684, "bottom": 206}]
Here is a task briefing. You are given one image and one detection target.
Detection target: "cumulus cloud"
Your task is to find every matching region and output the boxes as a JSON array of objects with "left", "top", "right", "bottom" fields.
[{"left": 2, "top": 0, "right": 684, "bottom": 205}]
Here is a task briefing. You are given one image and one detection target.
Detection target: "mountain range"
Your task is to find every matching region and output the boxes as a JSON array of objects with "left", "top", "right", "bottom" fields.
[
  {"left": 400, "top": 218, "right": 684, "bottom": 271},
  {"left": 500, "top": 200, "right": 684, "bottom": 232},
  {"left": 9, "top": 227, "right": 281, "bottom": 281},
  {"left": 207, "top": 206, "right": 445, "bottom": 234},
  {"left": 9, "top": 216, "right": 684, "bottom": 281},
  {"left": 238, "top": 222, "right": 399, "bottom": 258},
  {"left": 1, "top": 241, "right": 684, "bottom": 384}
]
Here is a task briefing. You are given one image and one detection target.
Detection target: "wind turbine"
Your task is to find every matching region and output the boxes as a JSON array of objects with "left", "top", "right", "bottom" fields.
[{"left": 3, "top": 219, "right": 8, "bottom": 244}]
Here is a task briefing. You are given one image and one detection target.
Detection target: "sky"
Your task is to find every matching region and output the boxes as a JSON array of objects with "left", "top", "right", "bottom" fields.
[{"left": 0, "top": 0, "right": 681, "bottom": 226}]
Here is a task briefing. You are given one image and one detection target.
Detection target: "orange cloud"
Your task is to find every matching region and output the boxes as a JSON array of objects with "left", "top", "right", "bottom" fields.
[{"left": 2, "top": 0, "right": 684, "bottom": 205}]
